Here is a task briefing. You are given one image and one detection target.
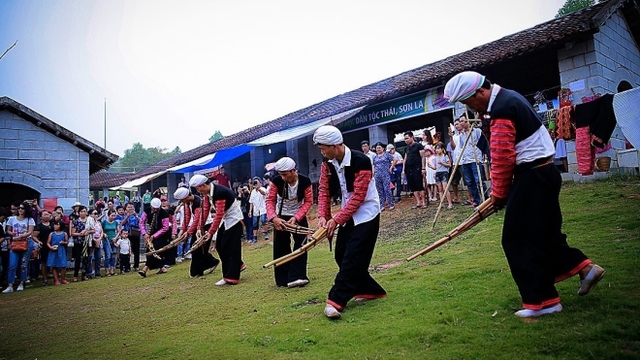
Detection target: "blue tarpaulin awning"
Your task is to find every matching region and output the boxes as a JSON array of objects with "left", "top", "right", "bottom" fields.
[{"left": 167, "top": 144, "right": 255, "bottom": 174}]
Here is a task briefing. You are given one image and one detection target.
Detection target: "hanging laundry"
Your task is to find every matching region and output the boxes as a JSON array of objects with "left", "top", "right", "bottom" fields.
[
  {"left": 575, "top": 127, "right": 595, "bottom": 175},
  {"left": 573, "top": 94, "right": 616, "bottom": 148}
]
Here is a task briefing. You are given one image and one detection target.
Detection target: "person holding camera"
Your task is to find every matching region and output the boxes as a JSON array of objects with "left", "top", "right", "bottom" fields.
[
  {"left": 237, "top": 185, "right": 253, "bottom": 243},
  {"left": 249, "top": 177, "right": 268, "bottom": 242}
]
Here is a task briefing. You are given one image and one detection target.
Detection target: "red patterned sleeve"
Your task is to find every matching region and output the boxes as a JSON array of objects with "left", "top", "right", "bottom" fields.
[
  {"left": 201, "top": 195, "right": 210, "bottom": 224},
  {"left": 265, "top": 183, "right": 279, "bottom": 221},
  {"left": 182, "top": 205, "right": 191, "bottom": 233},
  {"left": 333, "top": 169, "right": 371, "bottom": 225},
  {"left": 294, "top": 184, "right": 313, "bottom": 222},
  {"left": 187, "top": 207, "right": 200, "bottom": 235},
  {"left": 490, "top": 118, "right": 517, "bottom": 199},
  {"left": 317, "top": 162, "right": 332, "bottom": 220},
  {"left": 170, "top": 214, "right": 177, "bottom": 236},
  {"left": 207, "top": 199, "right": 226, "bottom": 236}
]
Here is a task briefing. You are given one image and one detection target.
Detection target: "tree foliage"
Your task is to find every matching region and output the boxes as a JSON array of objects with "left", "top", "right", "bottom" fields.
[
  {"left": 209, "top": 130, "right": 224, "bottom": 143},
  {"left": 110, "top": 142, "right": 182, "bottom": 173},
  {"left": 555, "top": 0, "right": 595, "bottom": 18}
]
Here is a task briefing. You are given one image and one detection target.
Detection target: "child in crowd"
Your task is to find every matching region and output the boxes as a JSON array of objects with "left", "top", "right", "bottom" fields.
[
  {"left": 114, "top": 206, "right": 126, "bottom": 226},
  {"left": 423, "top": 148, "right": 438, "bottom": 201},
  {"left": 46, "top": 220, "right": 68, "bottom": 285},
  {"left": 433, "top": 143, "right": 454, "bottom": 209},
  {"left": 114, "top": 229, "right": 132, "bottom": 274}
]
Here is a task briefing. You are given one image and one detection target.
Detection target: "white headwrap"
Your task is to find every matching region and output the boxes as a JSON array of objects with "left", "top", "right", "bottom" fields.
[
  {"left": 274, "top": 157, "right": 296, "bottom": 172},
  {"left": 443, "top": 71, "right": 486, "bottom": 103},
  {"left": 313, "top": 125, "right": 343, "bottom": 145},
  {"left": 189, "top": 174, "right": 208, "bottom": 187},
  {"left": 386, "top": 144, "right": 394, "bottom": 152},
  {"left": 150, "top": 198, "right": 162, "bottom": 209},
  {"left": 174, "top": 187, "right": 190, "bottom": 200}
]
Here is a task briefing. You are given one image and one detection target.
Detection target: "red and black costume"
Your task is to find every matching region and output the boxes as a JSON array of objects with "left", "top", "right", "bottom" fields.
[
  {"left": 318, "top": 148, "right": 386, "bottom": 311},
  {"left": 200, "top": 185, "right": 244, "bottom": 284},
  {"left": 184, "top": 194, "right": 219, "bottom": 277},
  {"left": 489, "top": 86, "right": 592, "bottom": 311},
  {"left": 266, "top": 174, "right": 313, "bottom": 287}
]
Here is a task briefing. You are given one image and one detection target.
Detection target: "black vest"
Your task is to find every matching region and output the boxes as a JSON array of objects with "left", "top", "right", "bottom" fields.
[
  {"left": 271, "top": 173, "right": 312, "bottom": 202},
  {"left": 490, "top": 88, "right": 544, "bottom": 144},
  {"left": 325, "top": 149, "right": 372, "bottom": 197},
  {"left": 211, "top": 184, "right": 237, "bottom": 211}
]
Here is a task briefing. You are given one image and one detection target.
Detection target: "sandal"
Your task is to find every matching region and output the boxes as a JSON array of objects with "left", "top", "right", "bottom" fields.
[
  {"left": 72, "top": 277, "right": 78, "bottom": 282},
  {"left": 462, "top": 200, "right": 472, "bottom": 206}
]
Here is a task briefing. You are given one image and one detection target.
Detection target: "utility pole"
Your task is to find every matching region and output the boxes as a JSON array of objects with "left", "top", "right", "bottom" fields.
[{"left": 104, "top": 98, "right": 107, "bottom": 149}]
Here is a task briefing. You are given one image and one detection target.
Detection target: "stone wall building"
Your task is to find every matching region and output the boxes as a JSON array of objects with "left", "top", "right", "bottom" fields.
[{"left": 1, "top": 97, "right": 118, "bottom": 210}]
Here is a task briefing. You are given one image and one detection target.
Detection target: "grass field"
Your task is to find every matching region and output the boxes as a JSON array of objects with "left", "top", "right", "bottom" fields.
[{"left": 1, "top": 176, "right": 639, "bottom": 360}]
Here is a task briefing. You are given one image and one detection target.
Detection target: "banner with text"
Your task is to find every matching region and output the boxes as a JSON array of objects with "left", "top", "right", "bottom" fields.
[{"left": 338, "top": 86, "right": 452, "bottom": 132}]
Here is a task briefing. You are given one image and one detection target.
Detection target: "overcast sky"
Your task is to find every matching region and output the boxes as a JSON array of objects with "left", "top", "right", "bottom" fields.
[{"left": 0, "top": 0, "right": 566, "bottom": 157}]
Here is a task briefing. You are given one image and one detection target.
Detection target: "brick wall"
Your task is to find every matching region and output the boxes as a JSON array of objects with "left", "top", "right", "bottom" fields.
[
  {"left": 0, "top": 110, "right": 90, "bottom": 205},
  {"left": 558, "top": 10, "right": 640, "bottom": 100},
  {"left": 557, "top": 9, "right": 640, "bottom": 178}
]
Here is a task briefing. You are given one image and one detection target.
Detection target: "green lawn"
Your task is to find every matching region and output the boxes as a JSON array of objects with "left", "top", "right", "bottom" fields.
[{"left": 1, "top": 176, "right": 639, "bottom": 360}]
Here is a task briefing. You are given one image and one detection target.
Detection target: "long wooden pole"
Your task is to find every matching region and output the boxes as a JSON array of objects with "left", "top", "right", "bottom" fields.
[
  {"left": 409, "top": 199, "right": 495, "bottom": 261},
  {"left": 263, "top": 227, "right": 328, "bottom": 268}
]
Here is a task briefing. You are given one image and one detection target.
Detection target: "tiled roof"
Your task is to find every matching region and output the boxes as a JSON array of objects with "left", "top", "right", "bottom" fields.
[
  {"left": 92, "top": 0, "right": 623, "bottom": 188},
  {"left": 90, "top": 171, "right": 136, "bottom": 189}
]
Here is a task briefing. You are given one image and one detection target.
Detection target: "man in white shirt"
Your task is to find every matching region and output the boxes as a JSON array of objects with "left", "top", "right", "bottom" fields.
[
  {"left": 249, "top": 178, "right": 268, "bottom": 241},
  {"left": 314, "top": 125, "right": 387, "bottom": 319},
  {"left": 458, "top": 116, "right": 487, "bottom": 206}
]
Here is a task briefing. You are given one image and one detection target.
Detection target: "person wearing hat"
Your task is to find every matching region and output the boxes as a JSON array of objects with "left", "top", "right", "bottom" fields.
[
  {"left": 138, "top": 198, "right": 170, "bottom": 277},
  {"left": 444, "top": 71, "right": 605, "bottom": 318},
  {"left": 189, "top": 174, "right": 245, "bottom": 286},
  {"left": 69, "top": 202, "right": 82, "bottom": 223},
  {"left": 173, "top": 186, "right": 220, "bottom": 278},
  {"left": 265, "top": 157, "right": 313, "bottom": 288},
  {"left": 313, "top": 125, "right": 387, "bottom": 319}
]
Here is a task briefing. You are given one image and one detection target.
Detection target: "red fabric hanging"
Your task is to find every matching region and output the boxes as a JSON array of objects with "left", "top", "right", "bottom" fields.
[{"left": 575, "top": 127, "right": 594, "bottom": 175}]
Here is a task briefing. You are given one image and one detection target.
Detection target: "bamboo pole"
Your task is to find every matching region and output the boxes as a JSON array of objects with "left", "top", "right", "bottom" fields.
[
  {"left": 263, "top": 227, "right": 328, "bottom": 268},
  {"left": 409, "top": 199, "right": 496, "bottom": 261},
  {"left": 145, "top": 233, "right": 188, "bottom": 256}
]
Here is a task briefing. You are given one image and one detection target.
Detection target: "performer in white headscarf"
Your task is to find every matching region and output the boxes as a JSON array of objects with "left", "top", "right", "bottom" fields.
[
  {"left": 313, "top": 125, "right": 386, "bottom": 319},
  {"left": 444, "top": 71, "right": 605, "bottom": 318},
  {"left": 138, "top": 198, "right": 170, "bottom": 277},
  {"left": 174, "top": 185, "right": 220, "bottom": 277},
  {"left": 266, "top": 157, "right": 314, "bottom": 288},
  {"left": 190, "top": 174, "right": 245, "bottom": 286}
]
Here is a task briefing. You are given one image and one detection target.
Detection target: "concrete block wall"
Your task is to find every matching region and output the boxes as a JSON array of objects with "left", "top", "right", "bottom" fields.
[
  {"left": 557, "top": 9, "right": 640, "bottom": 180},
  {"left": 559, "top": 10, "right": 640, "bottom": 100},
  {"left": 0, "top": 110, "right": 90, "bottom": 204}
]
